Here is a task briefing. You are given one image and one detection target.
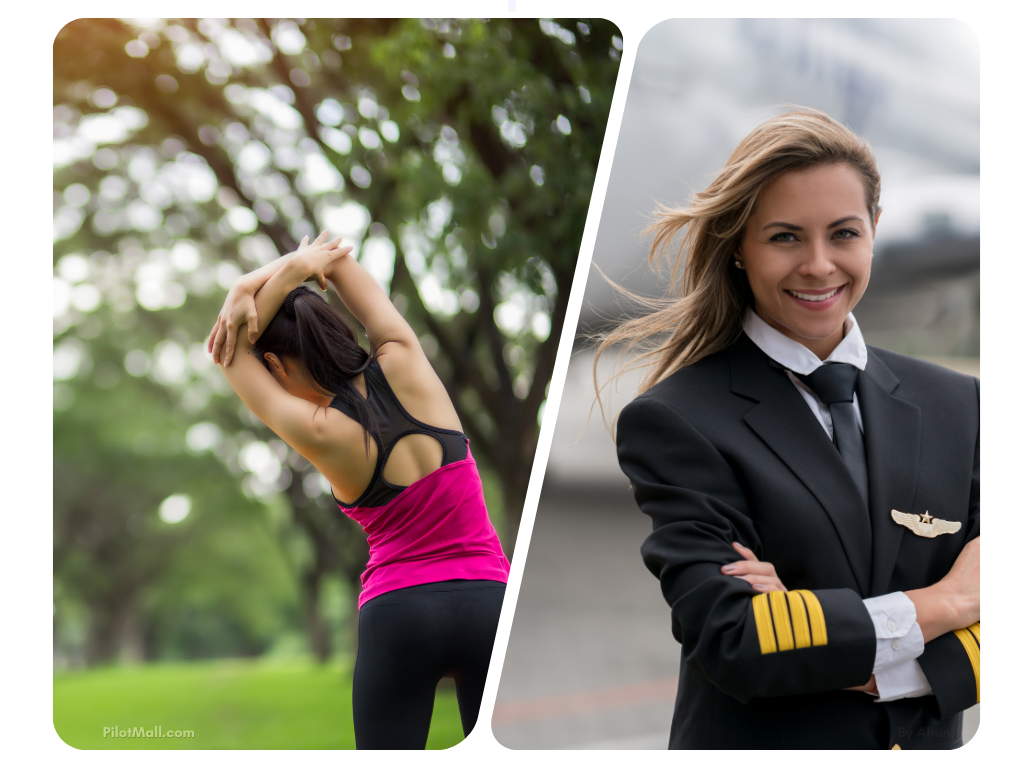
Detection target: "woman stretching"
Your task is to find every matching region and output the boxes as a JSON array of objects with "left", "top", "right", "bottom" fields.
[{"left": 208, "top": 232, "right": 510, "bottom": 749}]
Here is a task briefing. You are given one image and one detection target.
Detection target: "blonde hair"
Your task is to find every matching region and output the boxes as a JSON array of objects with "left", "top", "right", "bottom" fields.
[{"left": 593, "top": 108, "right": 881, "bottom": 426}]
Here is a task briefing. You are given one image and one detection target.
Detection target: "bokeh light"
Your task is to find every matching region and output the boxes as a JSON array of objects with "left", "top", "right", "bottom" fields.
[{"left": 158, "top": 493, "right": 192, "bottom": 524}]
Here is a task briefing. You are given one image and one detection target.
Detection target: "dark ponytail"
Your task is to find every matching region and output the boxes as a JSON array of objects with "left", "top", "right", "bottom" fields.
[{"left": 252, "top": 286, "right": 379, "bottom": 452}]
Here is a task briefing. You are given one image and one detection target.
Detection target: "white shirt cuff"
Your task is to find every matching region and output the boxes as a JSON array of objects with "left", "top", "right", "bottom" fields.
[
  {"left": 875, "top": 660, "right": 934, "bottom": 702},
  {"left": 863, "top": 592, "right": 925, "bottom": 672}
]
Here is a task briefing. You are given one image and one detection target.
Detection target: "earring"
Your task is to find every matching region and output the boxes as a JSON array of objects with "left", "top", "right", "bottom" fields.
[{"left": 734, "top": 260, "right": 744, "bottom": 269}]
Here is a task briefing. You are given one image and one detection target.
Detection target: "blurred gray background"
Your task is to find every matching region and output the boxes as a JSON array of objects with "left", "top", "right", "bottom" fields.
[{"left": 493, "top": 18, "right": 980, "bottom": 749}]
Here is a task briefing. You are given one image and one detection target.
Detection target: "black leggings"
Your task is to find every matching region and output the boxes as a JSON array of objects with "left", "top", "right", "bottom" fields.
[{"left": 352, "top": 579, "right": 506, "bottom": 749}]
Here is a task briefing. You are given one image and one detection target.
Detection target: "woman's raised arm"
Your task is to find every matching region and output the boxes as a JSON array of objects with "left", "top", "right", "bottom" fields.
[
  {"left": 244, "top": 234, "right": 350, "bottom": 345},
  {"left": 321, "top": 251, "right": 419, "bottom": 352},
  {"left": 208, "top": 252, "right": 291, "bottom": 364},
  {"left": 209, "top": 232, "right": 349, "bottom": 364},
  {"left": 212, "top": 234, "right": 358, "bottom": 453}
]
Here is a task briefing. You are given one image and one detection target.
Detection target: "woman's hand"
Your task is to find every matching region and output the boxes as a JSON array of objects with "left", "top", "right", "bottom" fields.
[
  {"left": 722, "top": 542, "right": 788, "bottom": 592},
  {"left": 940, "top": 535, "right": 980, "bottom": 624},
  {"left": 724, "top": 542, "right": 879, "bottom": 694},
  {"left": 845, "top": 675, "right": 877, "bottom": 694},
  {"left": 208, "top": 281, "right": 259, "bottom": 366},
  {"left": 207, "top": 232, "right": 351, "bottom": 365},
  {"left": 290, "top": 230, "right": 351, "bottom": 289},
  {"left": 906, "top": 536, "right": 979, "bottom": 643}
]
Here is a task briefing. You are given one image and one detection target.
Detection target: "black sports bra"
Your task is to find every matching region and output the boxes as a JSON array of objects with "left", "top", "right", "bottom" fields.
[{"left": 329, "top": 360, "right": 468, "bottom": 508}]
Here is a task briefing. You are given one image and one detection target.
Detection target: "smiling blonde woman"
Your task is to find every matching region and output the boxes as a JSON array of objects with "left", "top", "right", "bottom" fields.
[{"left": 600, "top": 109, "right": 980, "bottom": 749}]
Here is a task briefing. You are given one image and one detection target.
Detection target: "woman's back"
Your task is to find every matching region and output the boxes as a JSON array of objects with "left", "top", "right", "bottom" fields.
[
  {"left": 313, "top": 341, "right": 464, "bottom": 505},
  {"left": 324, "top": 356, "right": 507, "bottom": 609}
]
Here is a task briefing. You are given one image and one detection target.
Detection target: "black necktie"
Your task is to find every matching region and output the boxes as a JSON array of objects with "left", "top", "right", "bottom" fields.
[{"left": 797, "top": 363, "right": 870, "bottom": 510}]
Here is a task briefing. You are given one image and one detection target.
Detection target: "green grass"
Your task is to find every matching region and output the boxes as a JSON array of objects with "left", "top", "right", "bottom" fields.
[{"left": 53, "top": 658, "right": 465, "bottom": 749}]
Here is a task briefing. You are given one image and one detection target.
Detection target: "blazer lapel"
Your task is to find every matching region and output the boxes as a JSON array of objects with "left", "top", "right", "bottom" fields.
[
  {"left": 859, "top": 349, "right": 921, "bottom": 596},
  {"left": 730, "top": 339, "right": 873, "bottom": 594}
]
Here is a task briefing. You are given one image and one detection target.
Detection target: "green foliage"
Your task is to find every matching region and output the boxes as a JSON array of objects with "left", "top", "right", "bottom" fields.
[
  {"left": 53, "top": 357, "right": 304, "bottom": 664},
  {"left": 53, "top": 659, "right": 464, "bottom": 749}
]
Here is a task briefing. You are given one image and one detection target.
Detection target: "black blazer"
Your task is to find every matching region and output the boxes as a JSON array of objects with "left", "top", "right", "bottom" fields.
[{"left": 616, "top": 335, "right": 980, "bottom": 749}]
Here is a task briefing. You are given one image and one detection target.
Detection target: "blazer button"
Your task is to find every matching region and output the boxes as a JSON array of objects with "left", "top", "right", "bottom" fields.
[
  {"left": 892, "top": 638, "right": 903, "bottom": 651},
  {"left": 892, "top": 744, "right": 901, "bottom": 750}
]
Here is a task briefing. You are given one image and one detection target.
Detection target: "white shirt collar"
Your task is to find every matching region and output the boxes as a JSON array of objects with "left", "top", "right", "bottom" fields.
[{"left": 742, "top": 309, "right": 868, "bottom": 375}]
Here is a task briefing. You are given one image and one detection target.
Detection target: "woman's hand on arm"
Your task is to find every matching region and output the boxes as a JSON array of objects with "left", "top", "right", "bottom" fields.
[
  {"left": 289, "top": 231, "right": 351, "bottom": 291},
  {"left": 246, "top": 233, "right": 351, "bottom": 348},
  {"left": 716, "top": 508, "right": 979, "bottom": 694},
  {"left": 207, "top": 234, "right": 310, "bottom": 365},
  {"left": 208, "top": 282, "right": 260, "bottom": 366},
  {"left": 721, "top": 542, "right": 788, "bottom": 593},
  {"left": 906, "top": 536, "right": 980, "bottom": 643},
  {"left": 721, "top": 542, "right": 878, "bottom": 693},
  {"left": 208, "top": 232, "right": 351, "bottom": 365}
]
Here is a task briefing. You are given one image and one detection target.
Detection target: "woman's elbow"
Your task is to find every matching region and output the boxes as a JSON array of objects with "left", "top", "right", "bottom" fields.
[{"left": 677, "top": 610, "right": 768, "bottom": 704}]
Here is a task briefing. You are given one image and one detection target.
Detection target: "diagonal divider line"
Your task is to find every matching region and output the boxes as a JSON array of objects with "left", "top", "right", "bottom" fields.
[{"left": 492, "top": 676, "right": 678, "bottom": 726}]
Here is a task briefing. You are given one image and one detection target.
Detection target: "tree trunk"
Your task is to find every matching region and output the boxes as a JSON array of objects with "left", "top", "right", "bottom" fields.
[
  {"left": 118, "top": 612, "right": 146, "bottom": 665},
  {"left": 286, "top": 466, "right": 372, "bottom": 663},
  {"left": 300, "top": 565, "right": 332, "bottom": 663},
  {"left": 84, "top": 596, "right": 134, "bottom": 666},
  {"left": 84, "top": 614, "right": 118, "bottom": 667}
]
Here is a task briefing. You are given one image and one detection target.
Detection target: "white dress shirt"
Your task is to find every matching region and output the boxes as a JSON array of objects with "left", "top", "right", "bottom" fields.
[{"left": 742, "top": 310, "right": 932, "bottom": 702}]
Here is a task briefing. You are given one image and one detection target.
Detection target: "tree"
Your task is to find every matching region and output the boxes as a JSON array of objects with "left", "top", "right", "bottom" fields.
[
  {"left": 53, "top": 17, "right": 621, "bottom": 663},
  {"left": 53, "top": 331, "right": 303, "bottom": 666}
]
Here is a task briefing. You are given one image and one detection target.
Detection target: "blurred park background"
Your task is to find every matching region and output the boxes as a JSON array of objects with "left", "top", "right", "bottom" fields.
[
  {"left": 52, "top": 17, "right": 621, "bottom": 748},
  {"left": 494, "top": 18, "right": 980, "bottom": 749}
]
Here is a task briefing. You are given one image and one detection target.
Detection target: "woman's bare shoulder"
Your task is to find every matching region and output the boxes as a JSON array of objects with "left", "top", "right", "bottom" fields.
[
  {"left": 295, "top": 401, "right": 369, "bottom": 455},
  {"left": 374, "top": 342, "right": 462, "bottom": 430},
  {"left": 297, "top": 404, "right": 378, "bottom": 493}
]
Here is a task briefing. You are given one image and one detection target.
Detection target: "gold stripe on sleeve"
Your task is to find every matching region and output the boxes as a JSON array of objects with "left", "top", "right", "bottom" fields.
[
  {"left": 752, "top": 593, "right": 778, "bottom": 655},
  {"left": 967, "top": 621, "right": 980, "bottom": 646},
  {"left": 954, "top": 627, "right": 981, "bottom": 703},
  {"left": 787, "top": 591, "right": 812, "bottom": 649},
  {"left": 770, "top": 590, "right": 795, "bottom": 651},
  {"left": 793, "top": 589, "right": 828, "bottom": 646}
]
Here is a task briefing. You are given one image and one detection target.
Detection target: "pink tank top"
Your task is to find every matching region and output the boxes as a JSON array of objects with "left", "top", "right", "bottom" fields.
[
  {"left": 330, "top": 361, "right": 509, "bottom": 609},
  {"left": 338, "top": 445, "right": 510, "bottom": 608}
]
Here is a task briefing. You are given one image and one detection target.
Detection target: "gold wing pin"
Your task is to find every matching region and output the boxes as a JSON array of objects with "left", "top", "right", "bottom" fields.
[{"left": 891, "top": 510, "right": 962, "bottom": 538}]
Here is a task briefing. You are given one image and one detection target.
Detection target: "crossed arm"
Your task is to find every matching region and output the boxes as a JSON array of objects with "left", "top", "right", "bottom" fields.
[
  {"left": 617, "top": 395, "right": 980, "bottom": 715},
  {"left": 723, "top": 536, "right": 979, "bottom": 690}
]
